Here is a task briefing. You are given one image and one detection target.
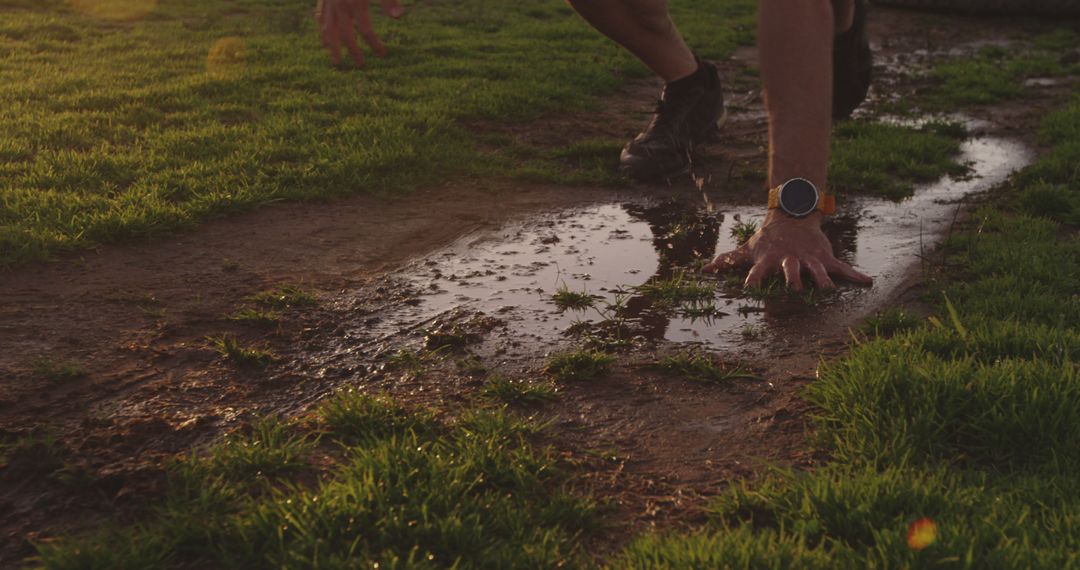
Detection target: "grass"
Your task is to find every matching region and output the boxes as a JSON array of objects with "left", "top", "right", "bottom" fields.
[
  {"left": 480, "top": 375, "right": 559, "bottom": 405},
  {"left": 729, "top": 220, "right": 757, "bottom": 246},
  {"left": 31, "top": 357, "right": 85, "bottom": 380},
  {"left": 318, "top": 390, "right": 438, "bottom": 443},
  {"left": 0, "top": 0, "right": 757, "bottom": 265},
  {"left": 384, "top": 347, "right": 439, "bottom": 376},
  {"left": 858, "top": 307, "right": 922, "bottom": 338},
  {"left": 552, "top": 283, "right": 597, "bottom": 311},
  {"left": 206, "top": 333, "right": 277, "bottom": 366},
  {"left": 206, "top": 416, "right": 313, "bottom": 479},
  {"left": 656, "top": 352, "right": 759, "bottom": 384},
  {"left": 227, "top": 307, "right": 281, "bottom": 324},
  {"left": 0, "top": 432, "right": 65, "bottom": 473},
  {"left": 635, "top": 269, "right": 714, "bottom": 306},
  {"left": 926, "top": 33, "right": 1080, "bottom": 108},
  {"left": 828, "top": 120, "right": 968, "bottom": 200},
  {"left": 545, "top": 349, "right": 615, "bottom": 382},
  {"left": 36, "top": 394, "right": 596, "bottom": 569},
  {"left": 615, "top": 94, "right": 1080, "bottom": 566},
  {"left": 248, "top": 284, "right": 318, "bottom": 309}
]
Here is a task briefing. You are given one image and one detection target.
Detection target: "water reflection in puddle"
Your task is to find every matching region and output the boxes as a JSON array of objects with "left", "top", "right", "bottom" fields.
[{"left": 356, "top": 136, "right": 1032, "bottom": 356}]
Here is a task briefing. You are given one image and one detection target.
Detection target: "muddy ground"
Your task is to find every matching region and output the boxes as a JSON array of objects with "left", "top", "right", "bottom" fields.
[{"left": 1, "top": 7, "right": 1075, "bottom": 565}]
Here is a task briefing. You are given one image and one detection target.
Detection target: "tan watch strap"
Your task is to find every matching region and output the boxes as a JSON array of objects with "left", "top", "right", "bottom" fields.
[{"left": 768, "top": 185, "right": 836, "bottom": 215}]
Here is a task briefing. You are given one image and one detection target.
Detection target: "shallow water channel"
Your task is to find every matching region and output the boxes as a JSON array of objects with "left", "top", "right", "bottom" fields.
[{"left": 338, "top": 134, "right": 1032, "bottom": 363}]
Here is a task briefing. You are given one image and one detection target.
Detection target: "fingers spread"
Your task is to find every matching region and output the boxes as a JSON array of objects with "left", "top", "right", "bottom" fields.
[
  {"left": 826, "top": 258, "right": 874, "bottom": 285},
  {"left": 807, "top": 260, "right": 835, "bottom": 290},
  {"left": 381, "top": 0, "right": 404, "bottom": 18},
  {"left": 702, "top": 247, "right": 749, "bottom": 274}
]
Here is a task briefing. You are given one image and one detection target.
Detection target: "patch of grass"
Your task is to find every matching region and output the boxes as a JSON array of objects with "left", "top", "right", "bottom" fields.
[
  {"left": 384, "top": 347, "right": 439, "bottom": 375},
  {"left": 859, "top": 307, "right": 923, "bottom": 338},
  {"left": 636, "top": 270, "right": 714, "bottom": 306},
  {"left": 657, "top": 352, "right": 759, "bottom": 384},
  {"left": 545, "top": 349, "right": 614, "bottom": 381},
  {"left": 729, "top": 220, "right": 757, "bottom": 246},
  {"left": 552, "top": 283, "right": 598, "bottom": 311},
  {"left": 0, "top": 0, "right": 757, "bottom": 265},
  {"left": 248, "top": 284, "right": 318, "bottom": 309},
  {"left": 1019, "top": 96, "right": 1080, "bottom": 192},
  {"left": 739, "top": 323, "right": 762, "bottom": 340},
  {"left": 828, "top": 120, "right": 968, "bottom": 200},
  {"left": 31, "top": 357, "right": 85, "bottom": 380},
  {"left": 318, "top": 390, "right": 438, "bottom": 443},
  {"left": 227, "top": 307, "right": 281, "bottom": 324},
  {"left": 38, "top": 399, "right": 596, "bottom": 569},
  {"left": 0, "top": 432, "right": 65, "bottom": 474},
  {"left": 206, "top": 334, "right": 277, "bottom": 367},
  {"left": 455, "top": 355, "right": 488, "bottom": 377},
  {"left": 926, "top": 35, "right": 1080, "bottom": 108},
  {"left": 204, "top": 416, "right": 313, "bottom": 480},
  {"left": 480, "top": 375, "right": 559, "bottom": 405}
]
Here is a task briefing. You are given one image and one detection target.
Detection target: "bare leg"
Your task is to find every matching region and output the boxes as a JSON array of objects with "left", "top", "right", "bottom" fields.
[{"left": 567, "top": 0, "right": 697, "bottom": 82}]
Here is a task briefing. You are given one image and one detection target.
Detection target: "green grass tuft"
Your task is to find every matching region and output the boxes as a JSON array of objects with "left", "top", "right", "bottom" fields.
[
  {"left": 545, "top": 349, "right": 614, "bottom": 381},
  {"left": 729, "top": 220, "right": 757, "bottom": 246},
  {"left": 480, "top": 375, "right": 559, "bottom": 405},
  {"left": 552, "top": 283, "right": 597, "bottom": 311},
  {"left": 227, "top": 307, "right": 281, "bottom": 324},
  {"left": 635, "top": 270, "right": 714, "bottom": 306},
  {"left": 657, "top": 352, "right": 759, "bottom": 384},
  {"left": 206, "top": 334, "right": 277, "bottom": 366},
  {"left": 318, "top": 390, "right": 438, "bottom": 443},
  {"left": 204, "top": 416, "right": 313, "bottom": 480},
  {"left": 859, "top": 307, "right": 923, "bottom": 338},
  {"left": 31, "top": 357, "right": 85, "bottom": 380}
]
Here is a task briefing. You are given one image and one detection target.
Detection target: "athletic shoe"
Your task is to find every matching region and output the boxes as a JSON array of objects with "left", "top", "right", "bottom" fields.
[{"left": 619, "top": 59, "right": 727, "bottom": 181}]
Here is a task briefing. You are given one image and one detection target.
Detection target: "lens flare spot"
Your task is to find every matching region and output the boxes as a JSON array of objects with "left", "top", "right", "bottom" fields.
[
  {"left": 207, "top": 37, "right": 246, "bottom": 76},
  {"left": 907, "top": 517, "right": 938, "bottom": 550},
  {"left": 70, "top": 0, "right": 157, "bottom": 21}
]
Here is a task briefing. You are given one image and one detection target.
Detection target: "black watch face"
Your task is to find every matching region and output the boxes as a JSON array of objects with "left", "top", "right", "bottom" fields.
[{"left": 779, "top": 179, "right": 818, "bottom": 217}]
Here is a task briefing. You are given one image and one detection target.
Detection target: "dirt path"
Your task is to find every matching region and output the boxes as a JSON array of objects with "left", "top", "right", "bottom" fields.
[{"left": 1, "top": 7, "right": 1074, "bottom": 565}]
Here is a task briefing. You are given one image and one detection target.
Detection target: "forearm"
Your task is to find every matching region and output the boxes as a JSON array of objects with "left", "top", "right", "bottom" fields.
[{"left": 758, "top": 0, "right": 835, "bottom": 191}]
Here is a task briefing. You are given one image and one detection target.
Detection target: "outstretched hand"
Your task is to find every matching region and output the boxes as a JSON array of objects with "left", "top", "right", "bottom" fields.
[
  {"left": 703, "top": 212, "right": 872, "bottom": 292},
  {"left": 315, "top": 0, "right": 404, "bottom": 68}
]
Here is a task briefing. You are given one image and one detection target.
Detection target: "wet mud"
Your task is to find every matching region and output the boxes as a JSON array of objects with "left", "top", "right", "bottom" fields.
[{"left": 301, "top": 130, "right": 1032, "bottom": 367}]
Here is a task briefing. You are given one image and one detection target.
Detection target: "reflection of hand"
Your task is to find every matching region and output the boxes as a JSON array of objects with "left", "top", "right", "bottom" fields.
[
  {"left": 703, "top": 212, "right": 872, "bottom": 292},
  {"left": 315, "top": 0, "right": 404, "bottom": 68}
]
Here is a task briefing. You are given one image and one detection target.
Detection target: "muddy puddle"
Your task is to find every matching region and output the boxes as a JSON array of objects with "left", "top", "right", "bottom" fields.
[{"left": 310, "top": 133, "right": 1032, "bottom": 376}]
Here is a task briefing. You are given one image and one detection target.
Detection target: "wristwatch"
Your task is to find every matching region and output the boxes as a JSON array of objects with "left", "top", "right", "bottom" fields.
[{"left": 767, "top": 178, "right": 835, "bottom": 217}]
